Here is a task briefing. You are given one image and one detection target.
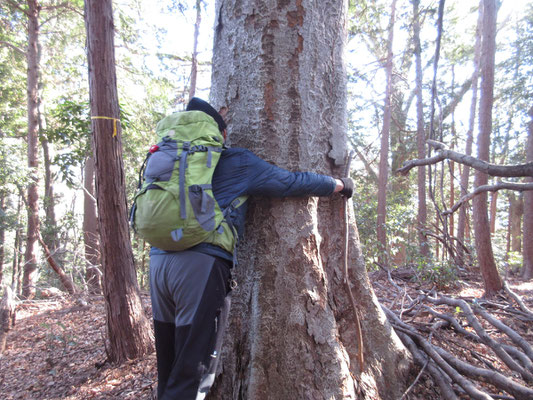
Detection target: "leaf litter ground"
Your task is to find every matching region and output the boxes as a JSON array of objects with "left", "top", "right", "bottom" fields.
[
  {"left": 0, "top": 273, "right": 532, "bottom": 399},
  {"left": 0, "top": 293, "right": 156, "bottom": 400}
]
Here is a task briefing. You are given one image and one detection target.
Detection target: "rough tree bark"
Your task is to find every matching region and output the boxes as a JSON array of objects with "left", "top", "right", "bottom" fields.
[
  {"left": 413, "top": 0, "right": 428, "bottom": 259},
  {"left": 22, "top": 0, "right": 41, "bottom": 299},
  {"left": 208, "top": 1, "right": 412, "bottom": 399},
  {"left": 473, "top": 0, "right": 503, "bottom": 295},
  {"left": 376, "top": 0, "right": 397, "bottom": 266},
  {"left": 84, "top": 0, "right": 153, "bottom": 362},
  {"left": 523, "top": 106, "right": 533, "bottom": 280},
  {"left": 83, "top": 155, "right": 101, "bottom": 294}
]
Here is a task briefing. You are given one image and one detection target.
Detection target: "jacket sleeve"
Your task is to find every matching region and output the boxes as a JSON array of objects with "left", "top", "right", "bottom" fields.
[{"left": 244, "top": 150, "right": 336, "bottom": 197}]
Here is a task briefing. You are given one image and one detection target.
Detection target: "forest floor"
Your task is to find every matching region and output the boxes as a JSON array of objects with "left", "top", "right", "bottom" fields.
[{"left": 0, "top": 270, "right": 532, "bottom": 400}]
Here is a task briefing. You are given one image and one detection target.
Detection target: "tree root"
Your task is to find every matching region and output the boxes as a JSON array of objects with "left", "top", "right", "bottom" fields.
[{"left": 381, "top": 281, "right": 533, "bottom": 399}]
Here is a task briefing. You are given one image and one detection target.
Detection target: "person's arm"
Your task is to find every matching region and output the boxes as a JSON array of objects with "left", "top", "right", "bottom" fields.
[{"left": 244, "top": 150, "right": 352, "bottom": 198}]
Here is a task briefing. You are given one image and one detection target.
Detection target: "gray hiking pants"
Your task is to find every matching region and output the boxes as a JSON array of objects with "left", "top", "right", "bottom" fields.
[{"left": 150, "top": 250, "right": 231, "bottom": 400}]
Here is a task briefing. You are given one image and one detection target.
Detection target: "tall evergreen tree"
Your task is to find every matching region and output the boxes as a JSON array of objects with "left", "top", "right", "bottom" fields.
[
  {"left": 84, "top": 0, "right": 153, "bottom": 362},
  {"left": 473, "top": 0, "right": 503, "bottom": 295}
]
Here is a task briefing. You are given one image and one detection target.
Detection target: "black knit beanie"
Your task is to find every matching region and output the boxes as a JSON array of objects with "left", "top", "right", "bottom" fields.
[{"left": 186, "top": 97, "right": 227, "bottom": 132}]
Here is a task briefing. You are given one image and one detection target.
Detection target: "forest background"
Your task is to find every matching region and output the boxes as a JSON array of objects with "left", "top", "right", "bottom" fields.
[
  {"left": 0, "top": 0, "right": 532, "bottom": 398},
  {"left": 1, "top": 0, "right": 531, "bottom": 296}
]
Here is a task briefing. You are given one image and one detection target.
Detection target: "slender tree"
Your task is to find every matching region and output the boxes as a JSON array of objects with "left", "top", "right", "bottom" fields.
[
  {"left": 457, "top": 3, "right": 482, "bottom": 268},
  {"left": 376, "top": 0, "right": 397, "bottom": 266},
  {"left": 413, "top": 0, "right": 428, "bottom": 259},
  {"left": 523, "top": 105, "right": 533, "bottom": 279},
  {"left": 84, "top": 0, "right": 153, "bottom": 362},
  {"left": 209, "top": 0, "right": 411, "bottom": 398},
  {"left": 0, "top": 196, "right": 4, "bottom": 283},
  {"left": 472, "top": 0, "right": 502, "bottom": 295},
  {"left": 41, "top": 137, "right": 59, "bottom": 252},
  {"left": 22, "top": 0, "right": 42, "bottom": 299},
  {"left": 83, "top": 155, "right": 101, "bottom": 293},
  {"left": 188, "top": 0, "right": 201, "bottom": 101},
  {"left": 508, "top": 192, "right": 523, "bottom": 254}
]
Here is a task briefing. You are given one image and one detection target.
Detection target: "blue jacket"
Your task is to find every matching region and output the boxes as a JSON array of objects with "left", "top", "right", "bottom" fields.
[{"left": 151, "top": 147, "right": 336, "bottom": 261}]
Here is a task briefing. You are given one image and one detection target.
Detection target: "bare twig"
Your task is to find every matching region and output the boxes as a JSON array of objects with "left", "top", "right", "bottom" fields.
[{"left": 0, "top": 40, "right": 26, "bottom": 56}]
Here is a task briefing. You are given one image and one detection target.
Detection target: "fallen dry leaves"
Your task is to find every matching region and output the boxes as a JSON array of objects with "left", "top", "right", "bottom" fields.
[
  {"left": 0, "top": 294, "right": 156, "bottom": 400},
  {"left": 0, "top": 273, "right": 531, "bottom": 399}
]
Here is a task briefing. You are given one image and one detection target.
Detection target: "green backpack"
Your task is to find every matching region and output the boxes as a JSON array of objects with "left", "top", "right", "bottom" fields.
[{"left": 130, "top": 111, "right": 241, "bottom": 252}]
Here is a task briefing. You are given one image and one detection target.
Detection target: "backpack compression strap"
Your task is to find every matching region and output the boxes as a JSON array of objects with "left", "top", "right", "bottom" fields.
[{"left": 178, "top": 142, "right": 223, "bottom": 220}]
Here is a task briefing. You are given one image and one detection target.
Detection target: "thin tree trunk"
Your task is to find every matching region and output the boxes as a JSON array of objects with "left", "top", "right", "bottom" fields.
[
  {"left": 83, "top": 155, "right": 101, "bottom": 294},
  {"left": 41, "top": 138, "right": 59, "bottom": 252},
  {"left": 0, "top": 195, "right": 4, "bottom": 284},
  {"left": 189, "top": 0, "right": 201, "bottom": 101},
  {"left": 450, "top": 67, "right": 456, "bottom": 240},
  {"left": 489, "top": 190, "right": 498, "bottom": 233},
  {"left": 0, "top": 286, "right": 15, "bottom": 354},
  {"left": 84, "top": 0, "right": 153, "bottom": 362},
  {"left": 22, "top": 0, "right": 42, "bottom": 299},
  {"left": 473, "top": 0, "right": 503, "bottom": 295},
  {"left": 523, "top": 106, "right": 533, "bottom": 280},
  {"left": 435, "top": 212, "right": 440, "bottom": 260},
  {"left": 413, "top": 0, "right": 428, "bottom": 259},
  {"left": 11, "top": 197, "right": 23, "bottom": 296},
  {"left": 37, "top": 233, "right": 76, "bottom": 294},
  {"left": 377, "top": 0, "right": 397, "bottom": 266},
  {"left": 457, "top": 3, "right": 482, "bottom": 268},
  {"left": 508, "top": 192, "right": 523, "bottom": 253},
  {"left": 209, "top": 1, "right": 412, "bottom": 398},
  {"left": 450, "top": 144, "right": 455, "bottom": 238}
]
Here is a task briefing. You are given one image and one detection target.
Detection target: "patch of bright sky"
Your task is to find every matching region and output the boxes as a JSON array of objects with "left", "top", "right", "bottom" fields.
[
  {"left": 346, "top": 0, "right": 531, "bottom": 154},
  {"left": 116, "top": 0, "right": 216, "bottom": 110},
  {"left": 117, "top": 0, "right": 529, "bottom": 141}
]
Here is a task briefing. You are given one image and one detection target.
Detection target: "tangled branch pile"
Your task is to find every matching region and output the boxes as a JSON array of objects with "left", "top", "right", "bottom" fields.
[{"left": 379, "top": 274, "right": 533, "bottom": 400}]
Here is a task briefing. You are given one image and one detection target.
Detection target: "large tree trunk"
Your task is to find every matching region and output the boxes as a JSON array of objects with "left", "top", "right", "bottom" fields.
[
  {"left": 523, "top": 106, "right": 533, "bottom": 280},
  {"left": 473, "top": 0, "right": 503, "bottom": 296},
  {"left": 376, "top": 0, "right": 397, "bottom": 267},
  {"left": 457, "top": 2, "right": 482, "bottom": 268},
  {"left": 208, "top": 1, "right": 412, "bottom": 399},
  {"left": 22, "top": 0, "right": 41, "bottom": 299},
  {"left": 413, "top": 0, "right": 428, "bottom": 259},
  {"left": 83, "top": 155, "right": 101, "bottom": 294},
  {"left": 84, "top": 0, "right": 153, "bottom": 363}
]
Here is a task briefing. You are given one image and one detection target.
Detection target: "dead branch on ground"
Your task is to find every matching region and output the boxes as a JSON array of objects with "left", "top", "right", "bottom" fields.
[{"left": 381, "top": 276, "right": 533, "bottom": 399}]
